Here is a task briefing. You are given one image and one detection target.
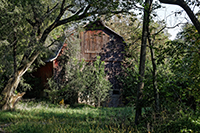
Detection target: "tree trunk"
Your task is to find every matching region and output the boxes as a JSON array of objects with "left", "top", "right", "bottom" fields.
[
  {"left": 97, "top": 97, "right": 100, "bottom": 107},
  {"left": 159, "top": 0, "right": 200, "bottom": 35},
  {"left": 1, "top": 74, "right": 21, "bottom": 110},
  {"left": 149, "top": 41, "right": 160, "bottom": 112},
  {"left": 0, "top": 51, "right": 40, "bottom": 110},
  {"left": 147, "top": 21, "right": 160, "bottom": 112},
  {"left": 0, "top": 5, "right": 57, "bottom": 110},
  {"left": 151, "top": 47, "right": 160, "bottom": 112},
  {"left": 13, "top": 32, "right": 17, "bottom": 74},
  {"left": 135, "top": 0, "right": 152, "bottom": 125}
]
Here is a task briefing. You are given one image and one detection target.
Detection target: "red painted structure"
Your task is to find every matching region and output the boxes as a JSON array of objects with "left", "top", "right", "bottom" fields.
[{"left": 33, "top": 62, "right": 53, "bottom": 86}]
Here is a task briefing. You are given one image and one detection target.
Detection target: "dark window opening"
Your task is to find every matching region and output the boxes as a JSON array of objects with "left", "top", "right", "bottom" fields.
[{"left": 113, "top": 90, "right": 120, "bottom": 95}]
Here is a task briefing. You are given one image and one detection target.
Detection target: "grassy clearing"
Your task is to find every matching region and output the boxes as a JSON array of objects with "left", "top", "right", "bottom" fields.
[
  {"left": 1, "top": 101, "right": 200, "bottom": 133},
  {"left": 0, "top": 102, "right": 135, "bottom": 133}
]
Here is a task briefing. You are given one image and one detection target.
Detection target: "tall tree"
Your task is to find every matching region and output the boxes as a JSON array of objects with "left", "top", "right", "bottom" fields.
[
  {"left": 147, "top": 25, "right": 159, "bottom": 113},
  {"left": 0, "top": 0, "right": 133, "bottom": 110},
  {"left": 135, "top": 0, "right": 153, "bottom": 125}
]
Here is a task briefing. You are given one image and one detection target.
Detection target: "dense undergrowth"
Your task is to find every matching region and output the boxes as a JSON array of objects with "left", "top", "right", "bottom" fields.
[{"left": 0, "top": 101, "right": 200, "bottom": 133}]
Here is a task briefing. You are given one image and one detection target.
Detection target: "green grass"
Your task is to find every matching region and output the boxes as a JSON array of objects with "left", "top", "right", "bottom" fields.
[
  {"left": 1, "top": 101, "right": 200, "bottom": 133},
  {"left": 0, "top": 102, "right": 135, "bottom": 133}
]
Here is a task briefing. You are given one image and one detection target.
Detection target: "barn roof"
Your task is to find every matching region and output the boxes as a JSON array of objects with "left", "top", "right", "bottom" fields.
[
  {"left": 46, "top": 20, "right": 125, "bottom": 62},
  {"left": 45, "top": 35, "right": 67, "bottom": 62},
  {"left": 84, "top": 20, "right": 124, "bottom": 39}
]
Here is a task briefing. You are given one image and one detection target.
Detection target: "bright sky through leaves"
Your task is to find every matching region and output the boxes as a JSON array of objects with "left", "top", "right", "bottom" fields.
[{"left": 156, "top": 3, "right": 199, "bottom": 40}]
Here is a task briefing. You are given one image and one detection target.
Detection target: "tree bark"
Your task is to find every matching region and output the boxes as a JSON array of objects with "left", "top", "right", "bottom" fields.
[
  {"left": 97, "top": 97, "right": 100, "bottom": 107},
  {"left": 0, "top": 51, "right": 40, "bottom": 110},
  {"left": 148, "top": 37, "right": 160, "bottom": 113},
  {"left": 159, "top": 0, "right": 200, "bottom": 35},
  {"left": 135, "top": 0, "right": 153, "bottom": 125},
  {"left": 150, "top": 46, "right": 160, "bottom": 112},
  {"left": 13, "top": 32, "right": 17, "bottom": 74}
]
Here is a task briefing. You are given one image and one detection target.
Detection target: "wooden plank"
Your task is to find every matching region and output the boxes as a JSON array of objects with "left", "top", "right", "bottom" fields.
[
  {"left": 102, "top": 32, "right": 109, "bottom": 60},
  {"left": 80, "top": 32, "right": 84, "bottom": 60},
  {"left": 88, "top": 31, "right": 91, "bottom": 60},
  {"left": 84, "top": 31, "right": 89, "bottom": 60},
  {"left": 85, "top": 50, "right": 101, "bottom": 54},
  {"left": 91, "top": 31, "right": 96, "bottom": 59},
  {"left": 89, "top": 31, "right": 95, "bottom": 59},
  {"left": 97, "top": 31, "right": 102, "bottom": 53}
]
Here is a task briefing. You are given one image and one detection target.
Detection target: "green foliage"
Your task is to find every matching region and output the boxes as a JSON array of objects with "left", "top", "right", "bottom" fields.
[
  {"left": 156, "top": 22, "right": 200, "bottom": 112},
  {"left": 44, "top": 78, "right": 60, "bottom": 103},
  {"left": 113, "top": 14, "right": 170, "bottom": 109},
  {"left": 118, "top": 64, "right": 139, "bottom": 106},
  {"left": 0, "top": 0, "right": 65, "bottom": 83},
  {"left": 135, "top": 108, "right": 200, "bottom": 133},
  {"left": 44, "top": 58, "right": 81, "bottom": 104},
  {"left": 45, "top": 56, "right": 111, "bottom": 107},
  {"left": 80, "top": 56, "right": 112, "bottom": 107}
]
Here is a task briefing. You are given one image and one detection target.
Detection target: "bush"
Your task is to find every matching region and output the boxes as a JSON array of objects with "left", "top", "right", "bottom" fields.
[{"left": 45, "top": 56, "right": 111, "bottom": 107}]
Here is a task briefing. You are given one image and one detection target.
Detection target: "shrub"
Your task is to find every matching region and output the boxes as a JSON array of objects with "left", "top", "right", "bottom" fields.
[{"left": 45, "top": 56, "right": 111, "bottom": 107}]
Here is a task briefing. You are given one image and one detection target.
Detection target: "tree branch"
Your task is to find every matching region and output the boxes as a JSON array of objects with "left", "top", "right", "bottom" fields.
[
  {"left": 166, "top": 22, "right": 187, "bottom": 29},
  {"left": 159, "top": 0, "right": 182, "bottom": 5},
  {"left": 56, "top": 5, "right": 91, "bottom": 27},
  {"left": 26, "top": 18, "right": 35, "bottom": 27},
  {"left": 60, "top": 0, "right": 66, "bottom": 12},
  {"left": 42, "top": 3, "right": 59, "bottom": 22},
  {"left": 159, "top": 0, "right": 200, "bottom": 34},
  {"left": 40, "top": 3, "right": 73, "bottom": 43},
  {"left": 55, "top": 3, "right": 73, "bottom": 22}
]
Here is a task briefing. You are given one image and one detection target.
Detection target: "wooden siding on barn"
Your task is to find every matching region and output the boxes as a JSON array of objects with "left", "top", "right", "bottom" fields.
[
  {"left": 80, "top": 30, "right": 108, "bottom": 61},
  {"left": 80, "top": 30, "right": 124, "bottom": 62}
]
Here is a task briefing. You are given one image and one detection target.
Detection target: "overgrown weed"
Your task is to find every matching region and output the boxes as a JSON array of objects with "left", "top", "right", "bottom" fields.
[{"left": 137, "top": 108, "right": 200, "bottom": 133}]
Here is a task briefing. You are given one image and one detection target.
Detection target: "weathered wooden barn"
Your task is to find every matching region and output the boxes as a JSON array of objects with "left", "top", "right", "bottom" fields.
[
  {"left": 80, "top": 21, "right": 126, "bottom": 107},
  {"left": 29, "top": 20, "right": 126, "bottom": 107}
]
